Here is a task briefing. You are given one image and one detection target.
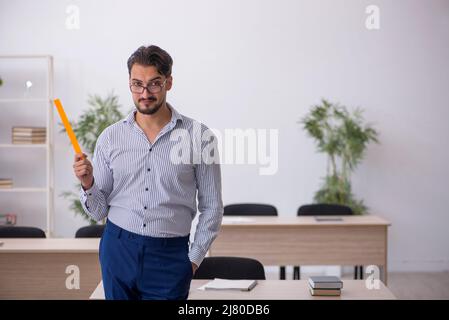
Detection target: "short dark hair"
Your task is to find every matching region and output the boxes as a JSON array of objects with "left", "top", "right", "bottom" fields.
[{"left": 127, "top": 45, "right": 173, "bottom": 77}]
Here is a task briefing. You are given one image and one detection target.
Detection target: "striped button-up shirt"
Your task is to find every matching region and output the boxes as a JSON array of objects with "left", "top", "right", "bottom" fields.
[{"left": 79, "top": 104, "right": 223, "bottom": 266}]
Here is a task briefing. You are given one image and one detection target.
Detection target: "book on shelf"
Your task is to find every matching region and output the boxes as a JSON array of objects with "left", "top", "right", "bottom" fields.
[
  {"left": 11, "top": 126, "right": 47, "bottom": 144},
  {"left": 12, "top": 132, "right": 47, "bottom": 137},
  {"left": 198, "top": 278, "right": 258, "bottom": 291},
  {"left": 12, "top": 135, "right": 47, "bottom": 139},
  {"left": 308, "top": 276, "right": 343, "bottom": 289},
  {"left": 12, "top": 138, "right": 46, "bottom": 144},
  {"left": 0, "top": 213, "right": 17, "bottom": 225},
  {"left": 0, "top": 179, "right": 13, "bottom": 188},
  {"left": 12, "top": 126, "right": 46, "bottom": 133}
]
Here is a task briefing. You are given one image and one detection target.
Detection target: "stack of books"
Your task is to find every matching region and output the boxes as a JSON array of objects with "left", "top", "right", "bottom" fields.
[
  {"left": 12, "top": 126, "right": 46, "bottom": 144},
  {"left": 0, "top": 178, "right": 13, "bottom": 189},
  {"left": 308, "top": 276, "right": 343, "bottom": 296}
]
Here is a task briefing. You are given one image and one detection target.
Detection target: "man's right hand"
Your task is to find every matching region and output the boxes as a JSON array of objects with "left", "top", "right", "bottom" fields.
[{"left": 74, "top": 153, "right": 94, "bottom": 190}]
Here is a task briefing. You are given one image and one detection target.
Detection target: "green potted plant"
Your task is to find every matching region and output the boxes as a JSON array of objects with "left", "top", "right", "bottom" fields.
[
  {"left": 60, "top": 92, "right": 124, "bottom": 224},
  {"left": 300, "top": 99, "right": 379, "bottom": 214}
]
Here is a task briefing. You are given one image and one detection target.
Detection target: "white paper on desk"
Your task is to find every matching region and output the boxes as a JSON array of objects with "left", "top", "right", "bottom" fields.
[
  {"left": 221, "top": 217, "right": 254, "bottom": 224},
  {"left": 197, "top": 278, "right": 258, "bottom": 291}
]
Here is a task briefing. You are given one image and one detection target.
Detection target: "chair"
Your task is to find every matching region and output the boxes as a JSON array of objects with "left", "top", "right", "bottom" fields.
[
  {"left": 0, "top": 226, "right": 46, "bottom": 238},
  {"left": 223, "top": 203, "right": 286, "bottom": 279},
  {"left": 193, "top": 256, "right": 266, "bottom": 280},
  {"left": 294, "top": 203, "right": 363, "bottom": 280},
  {"left": 75, "top": 224, "right": 105, "bottom": 238},
  {"left": 297, "top": 203, "right": 353, "bottom": 216},
  {"left": 224, "top": 203, "right": 278, "bottom": 216}
]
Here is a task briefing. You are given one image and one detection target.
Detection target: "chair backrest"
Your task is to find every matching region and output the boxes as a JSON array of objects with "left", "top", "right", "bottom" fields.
[
  {"left": 193, "top": 257, "right": 266, "bottom": 280},
  {"left": 0, "top": 226, "right": 46, "bottom": 238},
  {"left": 224, "top": 203, "right": 278, "bottom": 216},
  {"left": 75, "top": 225, "right": 105, "bottom": 238},
  {"left": 297, "top": 203, "right": 354, "bottom": 216}
]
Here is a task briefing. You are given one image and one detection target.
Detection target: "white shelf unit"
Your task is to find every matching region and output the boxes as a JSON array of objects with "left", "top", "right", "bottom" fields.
[{"left": 0, "top": 55, "right": 54, "bottom": 237}]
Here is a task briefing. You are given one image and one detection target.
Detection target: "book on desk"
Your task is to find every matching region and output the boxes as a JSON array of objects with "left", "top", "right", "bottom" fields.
[
  {"left": 309, "top": 276, "right": 343, "bottom": 296},
  {"left": 198, "top": 278, "right": 258, "bottom": 291}
]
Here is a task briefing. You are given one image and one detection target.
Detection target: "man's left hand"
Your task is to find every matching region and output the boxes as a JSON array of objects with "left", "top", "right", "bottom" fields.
[{"left": 191, "top": 262, "right": 198, "bottom": 275}]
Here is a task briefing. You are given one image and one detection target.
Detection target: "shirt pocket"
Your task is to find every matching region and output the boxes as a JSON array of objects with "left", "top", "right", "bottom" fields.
[{"left": 172, "top": 163, "right": 195, "bottom": 183}]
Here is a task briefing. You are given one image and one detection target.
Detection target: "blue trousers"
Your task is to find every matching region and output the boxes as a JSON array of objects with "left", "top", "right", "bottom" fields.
[{"left": 99, "top": 220, "right": 193, "bottom": 300}]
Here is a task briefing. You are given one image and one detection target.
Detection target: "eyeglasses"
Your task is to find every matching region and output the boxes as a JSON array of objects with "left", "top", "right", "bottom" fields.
[{"left": 130, "top": 79, "right": 167, "bottom": 94}]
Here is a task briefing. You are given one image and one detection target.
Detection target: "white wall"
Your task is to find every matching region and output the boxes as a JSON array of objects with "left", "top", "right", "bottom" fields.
[{"left": 1, "top": 0, "right": 448, "bottom": 272}]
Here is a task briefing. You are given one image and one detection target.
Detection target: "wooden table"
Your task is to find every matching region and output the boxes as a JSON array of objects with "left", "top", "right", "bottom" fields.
[
  {"left": 90, "top": 280, "right": 396, "bottom": 300},
  {"left": 0, "top": 238, "right": 101, "bottom": 299},
  {"left": 210, "top": 215, "right": 391, "bottom": 283},
  {"left": 0, "top": 215, "right": 390, "bottom": 299}
]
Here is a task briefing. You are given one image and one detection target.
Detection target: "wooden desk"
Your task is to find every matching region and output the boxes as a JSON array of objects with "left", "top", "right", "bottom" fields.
[
  {"left": 90, "top": 280, "right": 396, "bottom": 300},
  {"left": 0, "top": 215, "right": 390, "bottom": 298},
  {"left": 0, "top": 238, "right": 101, "bottom": 299},
  {"left": 210, "top": 216, "right": 391, "bottom": 283}
]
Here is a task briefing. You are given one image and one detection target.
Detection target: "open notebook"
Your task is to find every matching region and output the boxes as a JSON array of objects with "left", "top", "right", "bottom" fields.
[{"left": 197, "top": 278, "right": 258, "bottom": 291}]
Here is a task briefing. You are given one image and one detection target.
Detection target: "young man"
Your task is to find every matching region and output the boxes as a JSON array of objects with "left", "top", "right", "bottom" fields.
[{"left": 73, "top": 45, "right": 223, "bottom": 300}]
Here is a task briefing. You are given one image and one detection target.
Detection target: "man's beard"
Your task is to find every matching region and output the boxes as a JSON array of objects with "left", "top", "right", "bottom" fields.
[{"left": 135, "top": 97, "right": 163, "bottom": 115}]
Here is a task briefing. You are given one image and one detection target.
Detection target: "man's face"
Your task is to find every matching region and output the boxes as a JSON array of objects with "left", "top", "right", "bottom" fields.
[{"left": 129, "top": 64, "right": 172, "bottom": 115}]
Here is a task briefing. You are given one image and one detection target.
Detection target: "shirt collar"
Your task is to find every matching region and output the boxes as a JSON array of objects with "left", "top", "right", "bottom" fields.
[
  {"left": 168, "top": 103, "right": 183, "bottom": 124},
  {"left": 123, "top": 103, "right": 183, "bottom": 126}
]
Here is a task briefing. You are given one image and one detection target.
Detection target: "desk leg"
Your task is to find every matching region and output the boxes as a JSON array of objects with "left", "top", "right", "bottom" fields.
[
  {"left": 383, "top": 226, "right": 388, "bottom": 285},
  {"left": 279, "top": 266, "right": 286, "bottom": 280},
  {"left": 382, "top": 265, "right": 388, "bottom": 286}
]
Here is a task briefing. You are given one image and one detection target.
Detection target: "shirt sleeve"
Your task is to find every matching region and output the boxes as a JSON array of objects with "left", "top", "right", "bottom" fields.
[
  {"left": 188, "top": 127, "right": 224, "bottom": 266},
  {"left": 79, "top": 131, "right": 113, "bottom": 222}
]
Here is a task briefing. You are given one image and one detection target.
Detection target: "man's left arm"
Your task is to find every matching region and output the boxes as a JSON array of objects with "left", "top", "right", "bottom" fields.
[{"left": 189, "top": 134, "right": 223, "bottom": 270}]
